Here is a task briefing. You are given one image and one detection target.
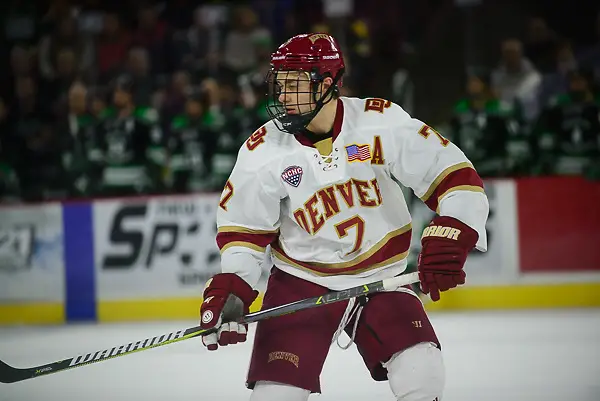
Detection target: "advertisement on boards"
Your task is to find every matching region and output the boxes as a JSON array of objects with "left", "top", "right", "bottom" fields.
[
  {"left": 404, "top": 179, "right": 519, "bottom": 285},
  {"left": 0, "top": 203, "right": 65, "bottom": 301},
  {"left": 93, "top": 195, "right": 222, "bottom": 300}
]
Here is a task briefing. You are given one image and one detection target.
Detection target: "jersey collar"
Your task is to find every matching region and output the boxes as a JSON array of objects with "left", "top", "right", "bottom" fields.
[{"left": 294, "top": 98, "right": 344, "bottom": 147}]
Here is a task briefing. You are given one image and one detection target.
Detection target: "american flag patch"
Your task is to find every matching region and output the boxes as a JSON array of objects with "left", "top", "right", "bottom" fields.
[
  {"left": 281, "top": 166, "right": 303, "bottom": 187},
  {"left": 345, "top": 144, "right": 371, "bottom": 162}
]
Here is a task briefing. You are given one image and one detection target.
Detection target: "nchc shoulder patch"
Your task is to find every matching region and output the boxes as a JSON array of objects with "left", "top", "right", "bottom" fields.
[{"left": 281, "top": 166, "right": 303, "bottom": 187}]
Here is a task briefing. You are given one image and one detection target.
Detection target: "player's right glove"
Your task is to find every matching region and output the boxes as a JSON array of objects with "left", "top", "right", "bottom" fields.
[{"left": 199, "top": 273, "right": 259, "bottom": 351}]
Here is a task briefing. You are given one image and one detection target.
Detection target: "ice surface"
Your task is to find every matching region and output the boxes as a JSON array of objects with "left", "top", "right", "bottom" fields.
[{"left": 1, "top": 309, "right": 599, "bottom": 401}]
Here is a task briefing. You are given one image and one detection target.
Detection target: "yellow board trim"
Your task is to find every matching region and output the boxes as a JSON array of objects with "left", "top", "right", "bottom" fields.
[
  {"left": 95, "top": 282, "right": 600, "bottom": 322},
  {"left": 5, "top": 283, "right": 598, "bottom": 325},
  {"left": 0, "top": 303, "right": 64, "bottom": 325},
  {"left": 424, "top": 282, "right": 600, "bottom": 311}
]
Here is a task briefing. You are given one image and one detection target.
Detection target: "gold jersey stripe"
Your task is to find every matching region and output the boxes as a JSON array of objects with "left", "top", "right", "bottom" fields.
[
  {"left": 435, "top": 185, "right": 486, "bottom": 213},
  {"left": 218, "top": 226, "right": 279, "bottom": 235},
  {"left": 272, "top": 249, "right": 408, "bottom": 277},
  {"left": 420, "top": 162, "right": 474, "bottom": 202},
  {"left": 220, "top": 241, "right": 266, "bottom": 254},
  {"left": 274, "top": 223, "right": 411, "bottom": 270}
]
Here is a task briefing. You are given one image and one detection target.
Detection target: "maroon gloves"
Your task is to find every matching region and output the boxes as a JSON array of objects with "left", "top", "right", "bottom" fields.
[
  {"left": 417, "top": 216, "right": 479, "bottom": 301},
  {"left": 199, "top": 273, "right": 259, "bottom": 350}
]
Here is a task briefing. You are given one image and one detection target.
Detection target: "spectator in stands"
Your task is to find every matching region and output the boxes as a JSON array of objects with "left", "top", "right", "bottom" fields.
[
  {"left": 524, "top": 16, "right": 560, "bottom": 74},
  {"left": 132, "top": 4, "right": 169, "bottom": 75},
  {"left": 10, "top": 45, "right": 36, "bottom": 81},
  {"left": 491, "top": 39, "right": 542, "bottom": 121},
  {"left": 389, "top": 44, "right": 416, "bottom": 115},
  {"left": 14, "top": 111, "right": 65, "bottom": 201},
  {"left": 126, "top": 47, "right": 156, "bottom": 107},
  {"left": 39, "top": 47, "right": 81, "bottom": 114},
  {"left": 9, "top": 73, "right": 65, "bottom": 201},
  {"left": 38, "top": 15, "right": 94, "bottom": 82},
  {"left": 5, "top": 46, "right": 36, "bottom": 105},
  {"left": 96, "top": 12, "right": 131, "bottom": 84},
  {"left": 89, "top": 87, "right": 108, "bottom": 119},
  {"left": 203, "top": 77, "right": 249, "bottom": 189},
  {"left": 160, "top": 70, "right": 192, "bottom": 123},
  {"left": 171, "top": 5, "right": 222, "bottom": 77},
  {"left": 537, "top": 40, "right": 579, "bottom": 108},
  {"left": 57, "top": 81, "right": 97, "bottom": 197},
  {"left": 530, "top": 68, "right": 600, "bottom": 178},
  {"left": 12, "top": 76, "right": 43, "bottom": 124},
  {"left": 2, "top": 0, "right": 599, "bottom": 204},
  {"left": 167, "top": 89, "right": 220, "bottom": 192},
  {"left": 90, "top": 75, "right": 166, "bottom": 197},
  {"left": 222, "top": 6, "right": 272, "bottom": 82},
  {"left": 448, "top": 69, "right": 528, "bottom": 178}
]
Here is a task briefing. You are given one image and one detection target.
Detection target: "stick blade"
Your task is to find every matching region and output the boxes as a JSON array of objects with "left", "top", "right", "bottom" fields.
[{"left": 0, "top": 359, "right": 30, "bottom": 384}]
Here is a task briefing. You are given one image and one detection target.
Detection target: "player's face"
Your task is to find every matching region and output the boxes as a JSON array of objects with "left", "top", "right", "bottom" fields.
[{"left": 276, "top": 71, "right": 315, "bottom": 116}]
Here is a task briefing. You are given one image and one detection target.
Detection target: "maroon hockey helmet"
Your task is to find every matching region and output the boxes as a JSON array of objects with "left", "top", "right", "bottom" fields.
[{"left": 265, "top": 33, "right": 346, "bottom": 134}]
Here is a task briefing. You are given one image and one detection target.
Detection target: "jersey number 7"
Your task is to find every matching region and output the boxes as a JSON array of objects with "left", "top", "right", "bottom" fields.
[
  {"left": 418, "top": 124, "right": 449, "bottom": 147},
  {"left": 335, "top": 215, "right": 365, "bottom": 256},
  {"left": 219, "top": 180, "right": 234, "bottom": 211}
]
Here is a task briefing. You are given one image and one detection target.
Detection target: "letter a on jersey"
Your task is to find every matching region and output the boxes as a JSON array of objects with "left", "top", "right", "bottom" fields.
[
  {"left": 281, "top": 166, "right": 303, "bottom": 187},
  {"left": 371, "top": 136, "right": 385, "bottom": 165}
]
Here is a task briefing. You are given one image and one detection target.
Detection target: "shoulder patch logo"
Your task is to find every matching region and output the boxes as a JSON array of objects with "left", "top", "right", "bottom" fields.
[{"left": 281, "top": 166, "right": 303, "bottom": 187}]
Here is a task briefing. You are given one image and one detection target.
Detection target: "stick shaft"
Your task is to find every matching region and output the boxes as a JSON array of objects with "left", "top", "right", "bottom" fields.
[{"left": 0, "top": 272, "right": 419, "bottom": 383}]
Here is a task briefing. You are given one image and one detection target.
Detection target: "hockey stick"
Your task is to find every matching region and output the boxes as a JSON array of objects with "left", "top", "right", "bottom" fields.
[{"left": 0, "top": 271, "right": 420, "bottom": 384}]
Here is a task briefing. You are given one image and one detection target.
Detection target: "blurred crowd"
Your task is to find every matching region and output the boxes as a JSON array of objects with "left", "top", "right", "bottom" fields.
[
  {"left": 446, "top": 14, "right": 600, "bottom": 181},
  {"left": 0, "top": 0, "right": 599, "bottom": 203}
]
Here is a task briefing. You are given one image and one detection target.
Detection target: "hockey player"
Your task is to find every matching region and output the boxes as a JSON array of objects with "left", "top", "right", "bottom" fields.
[{"left": 199, "top": 34, "right": 489, "bottom": 401}]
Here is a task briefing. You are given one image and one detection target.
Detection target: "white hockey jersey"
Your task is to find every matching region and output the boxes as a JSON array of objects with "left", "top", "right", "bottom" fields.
[{"left": 216, "top": 97, "right": 489, "bottom": 290}]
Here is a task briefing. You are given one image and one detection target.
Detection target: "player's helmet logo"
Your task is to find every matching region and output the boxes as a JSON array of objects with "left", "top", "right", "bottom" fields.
[
  {"left": 265, "top": 33, "right": 345, "bottom": 134},
  {"left": 281, "top": 166, "right": 303, "bottom": 187}
]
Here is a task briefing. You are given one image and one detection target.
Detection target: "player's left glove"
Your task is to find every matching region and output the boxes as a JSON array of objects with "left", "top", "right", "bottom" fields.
[{"left": 417, "top": 216, "right": 479, "bottom": 302}]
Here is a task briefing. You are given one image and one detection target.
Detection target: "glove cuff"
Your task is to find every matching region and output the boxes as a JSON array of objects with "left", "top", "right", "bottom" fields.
[
  {"left": 203, "top": 273, "right": 259, "bottom": 307},
  {"left": 421, "top": 215, "right": 479, "bottom": 249}
]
